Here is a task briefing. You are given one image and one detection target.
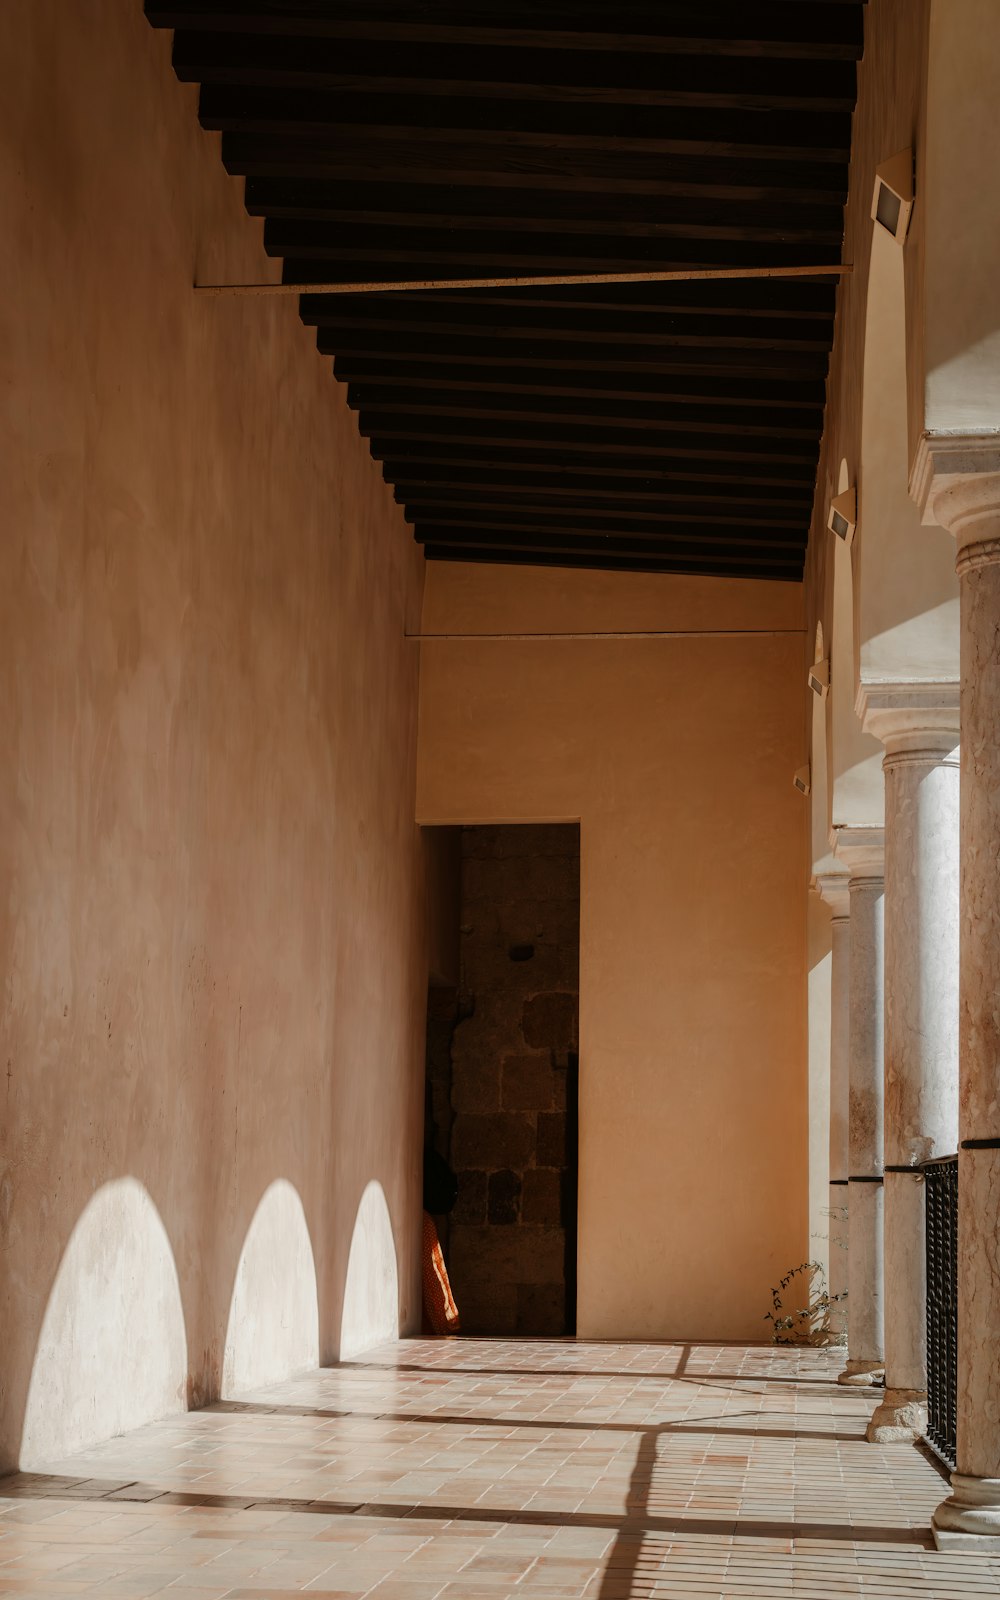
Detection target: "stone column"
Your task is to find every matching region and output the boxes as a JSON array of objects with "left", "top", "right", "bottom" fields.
[
  {"left": 833, "top": 828, "right": 885, "bottom": 1385},
  {"left": 859, "top": 691, "right": 960, "bottom": 1442},
  {"left": 817, "top": 874, "right": 850, "bottom": 1337},
  {"left": 913, "top": 441, "right": 1000, "bottom": 1546}
]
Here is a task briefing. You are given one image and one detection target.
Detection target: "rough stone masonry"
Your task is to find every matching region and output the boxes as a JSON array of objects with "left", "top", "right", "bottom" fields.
[{"left": 447, "top": 824, "right": 580, "bottom": 1336}]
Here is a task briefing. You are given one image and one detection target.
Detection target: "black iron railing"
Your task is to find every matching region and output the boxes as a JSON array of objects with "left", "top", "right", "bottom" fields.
[{"left": 923, "top": 1154, "right": 958, "bottom": 1471}]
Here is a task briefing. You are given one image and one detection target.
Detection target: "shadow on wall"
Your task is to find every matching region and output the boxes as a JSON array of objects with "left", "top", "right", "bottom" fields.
[
  {"left": 339, "top": 1180, "right": 399, "bottom": 1360},
  {"left": 19, "top": 1178, "right": 188, "bottom": 1471},
  {"left": 221, "top": 1180, "right": 320, "bottom": 1399}
]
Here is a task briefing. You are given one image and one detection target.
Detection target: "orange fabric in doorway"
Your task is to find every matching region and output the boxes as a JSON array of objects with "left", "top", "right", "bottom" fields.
[{"left": 422, "top": 1211, "right": 461, "bottom": 1335}]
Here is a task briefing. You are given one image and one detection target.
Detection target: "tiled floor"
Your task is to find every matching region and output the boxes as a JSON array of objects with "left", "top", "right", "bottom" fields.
[{"left": 2, "top": 1339, "right": 998, "bottom": 1598}]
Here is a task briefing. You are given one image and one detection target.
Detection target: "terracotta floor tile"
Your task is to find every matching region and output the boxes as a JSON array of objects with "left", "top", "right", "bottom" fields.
[{"left": 0, "top": 1341, "right": 995, "bottom": 1598}]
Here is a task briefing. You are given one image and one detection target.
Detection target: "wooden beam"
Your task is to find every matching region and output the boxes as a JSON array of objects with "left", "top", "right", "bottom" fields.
[
  {"left": 150, "top": 3, "right": 864, "bottom": 61},
  {"left": 421, "top": 546, "right": 802, "bottom": 581},
  {"left": 383, "top": 464, "right": 814, "bottom": 502},
  {"left": 414, "top": 524, "right": 803, "bottom": 556},
  {"left": 196, "top": 263, "right": 850, "bottom": 295},
  {"left": 221, "top": 98, "right": 851, "bottom": 164},
  {"left": 359, "top": 414, "right": 819, "bottom": 453},
  {"left": 304, "top": 299, "right": 833, "bottom": 352},
  {"left": 325, "top": 281, "right": 837, "bottom": 318},
  {"left": 168, "top": 32, "right": 857, "bottom": 111},
  {"left": 221, "top": 136, "right": 849, "bottom": 202},
  {"left": 377, "top": 448, "right": 816, "bottom": 488},
  {"left": 404, "top": 505, "right": 805, "bottom": 537}
]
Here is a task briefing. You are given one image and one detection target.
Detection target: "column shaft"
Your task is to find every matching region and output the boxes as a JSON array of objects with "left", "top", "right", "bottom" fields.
[
  {"left": 826, "top": 899, "right": 851, "bottom": 1334},
  {"left": 911, "top": 447, "right": 1000, "bottom": 1546},
  {"left": 860, "top": 719, "right": 960, "bottom": 1442},
  {"left": 955, "top": 544, "right": 1000, "bottom": 1481},
  {"left": 839, "top": 864, "right": 885, "bottom": 1384}
]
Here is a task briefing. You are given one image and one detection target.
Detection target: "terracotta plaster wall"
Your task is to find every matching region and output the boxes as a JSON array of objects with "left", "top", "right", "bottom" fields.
[
  {"left": 0, "top": 3, "right": 431, "bottom": 1471},
  {"left": 417, "top": 563, "right": 809, "bottom": 1340}
]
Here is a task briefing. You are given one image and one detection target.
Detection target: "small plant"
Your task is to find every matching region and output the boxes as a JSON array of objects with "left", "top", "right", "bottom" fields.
[{"left": 764, "top": 1260, "right": 847, "bottom": 1346}]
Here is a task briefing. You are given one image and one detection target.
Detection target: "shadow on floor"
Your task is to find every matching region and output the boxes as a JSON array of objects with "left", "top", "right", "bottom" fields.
[
  {"left": 0, "top": 1468, "right": 934, "bottom": 1552},
  {"left": 208, "top": 1397, "right": 867, "bottom": 1445}
]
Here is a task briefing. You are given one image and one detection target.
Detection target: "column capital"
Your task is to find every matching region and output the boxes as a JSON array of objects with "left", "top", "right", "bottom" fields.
[
  {"left": 833, "top": 825, "right": 884, "bottom": 882},
  {"left": 910, "top": 432, "right": 1000, "bottom": 557},
  {"left": 855, "top": 681, "right": 960, "bottom": 761},
  {"left": 815, "top": 871, "right": 851, "bottom": 921}
]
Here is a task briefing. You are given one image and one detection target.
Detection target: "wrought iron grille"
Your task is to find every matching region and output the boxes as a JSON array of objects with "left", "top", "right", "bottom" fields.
[{"left": 923, "top": 1154, "right": 958, "bottom": 1470}]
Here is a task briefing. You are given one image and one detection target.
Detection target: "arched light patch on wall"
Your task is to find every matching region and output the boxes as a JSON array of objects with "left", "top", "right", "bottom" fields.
[
  {"left": 339, "top": 1180, "right": 399, "bottom": 1360},
  {"left": 20, "top": 1178, "right": 187, "bottom": 1469},
  {"left": 222, "top": 1179, "right": 320, "bottom": 1399}
]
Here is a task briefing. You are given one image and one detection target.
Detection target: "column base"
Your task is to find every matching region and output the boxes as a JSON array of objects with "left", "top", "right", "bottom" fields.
[
  {"left": 866, "top": 1387, "right": 927, "bottom": 1442},
  {"left": 933, "top": 1474, "right": 1000, "bottom": 1550},
  {"left": 837, "top": 1358, "right": 884, "bottom": 1387}
]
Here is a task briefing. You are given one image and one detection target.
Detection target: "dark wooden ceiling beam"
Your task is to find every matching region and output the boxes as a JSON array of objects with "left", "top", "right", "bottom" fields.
[
  {"left": 320, "top": 282, "right": 835, "bottom": 320},
  {"left": 399, "top": 491, "right": 812, "bottom": 524},
  {"left": 344, "top": 376, "right": 824, "bottom": 421},
  {"left": 402, "top": 501, "right": 804, "bottom": 537},
  {"left": 319, "top": 331, "right": 829, "bottom": 385},
  {"left": 359, "top": 412, "right": 819, "bottom": 457},
  {"left": 371, "top": 448, "right": 816, "bottom": 483},
  {"left": 252, "top": 195, "right": 843, "bottom": 246},
  {"left": 395, "top": 480, "right": 812, "bottom": 514},
  {"left": 170, "top": 33, "right": 856, "bottom": 111},
  {"left": 413, "top": 522, "right": 803, "bottom": 555},
  {"left": 208, "top": 93, "right": 851, "bottom": 162},
  {"left": 378, "top": 449, "right": 816, "bottom": 489},
  {"left": 144, "top": 0, "right": 862, "bottom": 583},
  {"left": 339, "top": 373, "right": 827, "bottom": 413},
  {"left": 151, "top": 3, "right": 864, "bottom": 60},
  {"left": 278, "top": 247, "right": 845, "bottom": 286},
  {"left": 266, "top": 220, "right": 831, "bottom": 258},
  {"left": 340, "top": 362, "right": 826, "bottom": 408},
  {"left": 301, "top": 297, "right": 831, "bottom": 353},
  {"left": 214, "top": 130, "right": 848, "bottom": 203},
  {"left": 420, "top": 544, "right": 802, "bottom": 580},
  {"left": 384, "top": 463, "right": 813, "bottom": 504},
  {"left": 255, "top": 211, "right": 843, "bottom": 255},
  {"left": 406, "top": 516, "right": 808, "bottom": 552},
  {"left": 203, "top": 96, "right": 854, "bottom": 191}
]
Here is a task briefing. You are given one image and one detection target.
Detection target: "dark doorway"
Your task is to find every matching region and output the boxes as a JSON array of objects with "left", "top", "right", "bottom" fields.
[{"left": 423, "top": 824, "right": 580, "bottom": 1337}]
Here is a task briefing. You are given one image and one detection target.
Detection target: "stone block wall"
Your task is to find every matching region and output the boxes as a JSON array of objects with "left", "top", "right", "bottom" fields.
[{"left": 447, "top": 824, "right": 580, "bottom": 1335}]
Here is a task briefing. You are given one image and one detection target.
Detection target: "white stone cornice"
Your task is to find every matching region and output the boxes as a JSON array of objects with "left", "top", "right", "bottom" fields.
[
  {"left": 909, "top": 431, "right": 1000, "bottom": 548},
  {"left": 833, "top": 824, "right": 884, "bottom": 881},
  {"left": 854, "top": 680, "right": 960, "bottom": 759},
  {"left": 815, "top": 871, "right": 851, "bottom": 920}
]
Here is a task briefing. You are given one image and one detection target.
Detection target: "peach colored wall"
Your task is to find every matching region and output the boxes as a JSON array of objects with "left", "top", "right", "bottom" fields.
[
  {"left": 803, "top": 0, "right": 930, "bottom": 653},
  {"left": 923, "top": 0, "right": 1000, "bottom": 435},
  {"left": 0, "top": 2, "right": 433, "bottom": 1471},
  {"left": 417, "top": 563, "right": 809, "bottom": 1340}
]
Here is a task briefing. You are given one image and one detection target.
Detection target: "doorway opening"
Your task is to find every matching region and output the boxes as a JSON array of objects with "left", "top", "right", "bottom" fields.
[{"left": 423, "top": 823, "right": 580, "bottom": 1336}]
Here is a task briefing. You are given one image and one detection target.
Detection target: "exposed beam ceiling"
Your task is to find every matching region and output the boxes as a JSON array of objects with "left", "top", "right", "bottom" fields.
[{"left": 147, "top": 1, "right": 864, "bottom": 581}]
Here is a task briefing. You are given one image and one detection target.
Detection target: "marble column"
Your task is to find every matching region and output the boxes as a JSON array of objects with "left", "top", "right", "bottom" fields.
[
  {"left": 833, "top": 828, "right": 885, "bottom": 1385},
  {"left": 817, "top": 874, "right": 850, "bottom": 1338},
  {"left": 912, "top": 440, "right": 1000, "bottom": 1546},
  {"left": 859, "top": 691, "right": 960, "bottom": 1442}
]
